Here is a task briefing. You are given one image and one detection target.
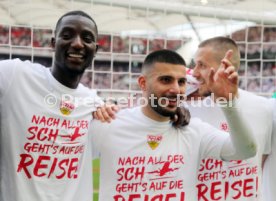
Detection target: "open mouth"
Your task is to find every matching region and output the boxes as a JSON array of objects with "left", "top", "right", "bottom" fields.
[
  {"left": 67, "top": 53, "right": 85, "bottom": 63},
  {"left": 166, "top": 97, "right": 178, "bottom": 107}
]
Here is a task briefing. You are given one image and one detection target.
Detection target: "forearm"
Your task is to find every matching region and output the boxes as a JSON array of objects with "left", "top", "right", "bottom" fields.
[{"left": 220, "top": 100, "right": 257, "bottom": 161}]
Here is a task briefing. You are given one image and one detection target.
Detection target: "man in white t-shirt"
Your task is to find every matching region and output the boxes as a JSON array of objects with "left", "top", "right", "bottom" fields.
[
  {"left": 262, "top": 98, "right": 276, "bottom": 201},
  {"left": 0, "top": 10, "right": 117, "bottom": 201},
  {"left": 188, "top": 36, "right": 273, "bottom": 200},
  {"left": 91, "top": 49, "right": 257, "bottom": 200}
]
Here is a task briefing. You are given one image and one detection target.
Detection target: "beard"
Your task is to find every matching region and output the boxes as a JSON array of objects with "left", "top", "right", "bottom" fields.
[
  {"left": 198, "top": 86, "right": 212, "bottom": 97},
  {"left": 151, "top": 97, "right": 177, "bottom": 118}
]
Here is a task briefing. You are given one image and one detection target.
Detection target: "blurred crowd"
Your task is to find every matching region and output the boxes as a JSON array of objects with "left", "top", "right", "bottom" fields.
[{"left": 0, "top": 24, "right": 275, "bottom": 95}]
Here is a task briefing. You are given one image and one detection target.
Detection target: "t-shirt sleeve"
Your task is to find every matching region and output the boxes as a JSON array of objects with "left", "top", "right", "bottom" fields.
[
  {"left": 0, "top": 60, "right": 17, "bottom": 99},
  {"left": 87, "top": 89, "right": 104, "bottom": 112},
  {"left": 263, "top": 98, "right": 274, "bottom": 154},
  {"left": 266, "top": 98, "right": 276, "bottom": 155}
]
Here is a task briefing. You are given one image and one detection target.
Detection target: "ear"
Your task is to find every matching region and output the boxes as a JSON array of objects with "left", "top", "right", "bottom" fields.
[
  {"left": 95, "top": 43, "right": 99, "bottom": 53},
  {"left": 138, "top": 75, "right": 146, "bottom": 91},
  {"left": 51, "top": 37, "right": 55, "bottom": 50}
]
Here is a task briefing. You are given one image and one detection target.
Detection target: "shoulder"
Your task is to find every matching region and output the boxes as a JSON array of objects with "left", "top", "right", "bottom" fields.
[
  {"left": 3, "top": 58, "right": 44, "bottom": 69},
  {"left": 238, "top": 89, "right": 272, "bottom": 111},
  {"left": 111, "top": 107, "right": 142, "bottom": 127},
  {"left": 9, "top": 59, "right": 46, "bottom": 75},
  {"left": 0, "top": 58, "right": 47, "bottom": 80},
  {"left": 178, "top": 117, "right": 227, "bottom": 143},
  {"left": 184, "top": 117, "right": 214, "bottom": 134},
  {"left": 238, "top": 89, "right": 267, "bottom": 102},
  {"left": 77, "top": 84, "right": 98, "bottom": 96},
  {"left": 91, "top": 107, "right": 138, "bottom": 133},
  {"left": 113, "top": 107, "right": 139, "bottom": 123}
]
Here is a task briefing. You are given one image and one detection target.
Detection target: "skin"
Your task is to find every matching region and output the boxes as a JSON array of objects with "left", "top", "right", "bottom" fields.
[
  {"left": 192, "top": 44, "right": 264, "bottom": 162},
  {"left": 193, "top": 47, "right": 238, "bottom": 100},
  {"left": 51, "top": 15, "right": 98, "bottom": 89},
  {"left": 193, "top": 46, "right": 221, "bottom": 97},
  {"left": 138, "top": 62, "right": 187, "bottom": 122},
  {"left": 50, "top": 14, "right": 119, "bottom": 122}
]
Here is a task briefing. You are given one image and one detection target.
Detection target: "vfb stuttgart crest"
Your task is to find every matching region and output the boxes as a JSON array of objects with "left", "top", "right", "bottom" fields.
[
  {"left": 147, "top": 134, "right": 163, "bottom": 150},
  {"left": 60, "top": 100, "right": 75, "bottom": 116}
]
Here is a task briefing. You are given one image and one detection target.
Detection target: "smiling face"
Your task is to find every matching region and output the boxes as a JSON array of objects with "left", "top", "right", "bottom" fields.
[
  {"left": 192, "top": 37, "right": 241, "bottom": 97},
  {"left": 52, "top": 15, "right": 98, "bottom": 75},
  {"left": 139, "top": 62, "right": 186, "bottom": 120},
  {"left": 192, "top": 46, "right": 221, "bottom": 97}
]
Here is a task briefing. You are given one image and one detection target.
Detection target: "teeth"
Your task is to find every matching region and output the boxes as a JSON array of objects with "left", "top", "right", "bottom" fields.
[{"left": 68, "top": 54, "right": 83, "bottom": 58}]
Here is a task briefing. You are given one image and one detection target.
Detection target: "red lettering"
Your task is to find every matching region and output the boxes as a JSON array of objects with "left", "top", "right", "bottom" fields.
[
  {"left": 232, "top": 180, "right": 242, "bottom": 199},
  {"left": 114, "top": 195, "right": 126, "bottom": 201},
  {"left": 48, "top": 157, "right": 58, "bottom": 178},
  {"left": 27, "top": 126, "right": 38, "bottom": 140},
  {"left": 114, "top": 193, "right": 185, "bottom": 201},
  {"left": 199, "top": 159, "right": 223, "bottom": 172},
  {"left": 210, "top": 181, "right": 222, "bottom": 200},
  {"left": 17, "top": 154, "right": 34, "bottom": 179},
  {"left": 197, "top": 179, "right": 256, "bottom": 200},
  {"left": 117, "top": 167, "right": 145, "bottom": 181},
  {"left": 34, "top": 155, "right": 50, "bottom": 177},
  {"left": 197, "top": 183, "right": 209, "bottom": 201},
  {"left": 27, "top": 126, "right": 58, "bottom": 143},
  {"left": 57, "top": 159, "right": 69, "bottom": 179},
  {"left": 68, "top": 158, "right": 78, "bottom": 178},
  {"left": 243, "top": 178, "right": 254, "bottom": 197},
  {"left": 129, "top": 194, "right": 141, "bottom": 200},
  {"left": 16, "top": 154, "right": 79, "bottom": 179}
]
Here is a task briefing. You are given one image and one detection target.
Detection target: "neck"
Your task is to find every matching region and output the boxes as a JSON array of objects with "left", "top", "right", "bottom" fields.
[
  {"left": 51, "top": 66, "right": 83, "bottom": 89},
  {"left": 141, "top": 105, "right": 171, "bottom": 122}
]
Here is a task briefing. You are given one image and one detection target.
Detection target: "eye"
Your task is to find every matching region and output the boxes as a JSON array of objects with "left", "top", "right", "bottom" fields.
[
  {"left": 82, "top": 33, "right": 95, "bottom": 43},
  {"left": 178, "top": 78, "right": 186, "bottom": 86},
  {"left": 196, "top": 61, "right": 207, "bottom": 69},
  {"left": 61, "top": 31, "right": 72, "bottom": 40},
  {"left": 160, "top": 76, "right": 172, "bottom": 84}
]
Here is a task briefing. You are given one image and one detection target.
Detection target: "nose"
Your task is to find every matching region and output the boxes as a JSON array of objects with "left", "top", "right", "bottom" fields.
[
  {"left": 71, "top": 35, "right": 84, "bottom": 49},
  {"left": 192, "top": 65, "right": 200, "bottom": 78},
  {"left": 169, "top": 81, "right": 181, "bottom": 94}
]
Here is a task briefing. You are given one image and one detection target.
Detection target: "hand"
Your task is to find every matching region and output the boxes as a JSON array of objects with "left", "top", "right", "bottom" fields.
[
  {"left": 171, "top": 107, "right": 191, "bottom": 128},
  {"left": 208, "top": 50, "right": 238, "bottom": 101},
  {"left": 92, "top": 103, "right": 119, "bottom": 123}
]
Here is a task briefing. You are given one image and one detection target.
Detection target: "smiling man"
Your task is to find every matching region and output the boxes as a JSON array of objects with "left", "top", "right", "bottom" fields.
[
  {"left": 91, "top": 49, "right": 257, "bottom": 200},
  {"left": 0, "top": 11, "right": 106, "bottom": 201},
  {"left": 190, "top": 36, "right": 273, "bottom": 200}
]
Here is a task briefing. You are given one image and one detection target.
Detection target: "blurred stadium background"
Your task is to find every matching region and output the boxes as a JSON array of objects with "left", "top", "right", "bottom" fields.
[{"left": 1, "top": 0, "right": 276, "bottom": 199}]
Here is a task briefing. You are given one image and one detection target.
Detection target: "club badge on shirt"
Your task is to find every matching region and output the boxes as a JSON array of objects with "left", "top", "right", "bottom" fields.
[
  {"left": 220, "top": 122, "right": 229, "bottom": 132},
  {"left": 147, "top": 134, "right": 163, "bottom": 150},
  {"left": 60, "top": 100, "right": 75, "bottom": 115}
]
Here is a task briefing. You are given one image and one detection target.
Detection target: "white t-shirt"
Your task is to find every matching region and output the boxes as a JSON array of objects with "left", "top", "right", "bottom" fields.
[
  {"left": 91, "top": 106, "right": 229, "bottom": 201},
  {"left": 262, "top": 98, "right": 276, "bottom": 201},
  {"left": 187, "top": 89, "right": 273, "bottom": 201},
  {"left": 0, "top": 59, "right": 102, "bottom": 201}
]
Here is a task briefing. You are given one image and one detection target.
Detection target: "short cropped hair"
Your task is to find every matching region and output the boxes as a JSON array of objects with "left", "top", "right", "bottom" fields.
[
  {"left": 198, "top": 36, "right": 240, "bottom": 69},
  {"left": 54, "top": 10, "right": 98, "bottom": 35},
  {"left": 142, "top": 49, "right": 186, "bottom": 74}
]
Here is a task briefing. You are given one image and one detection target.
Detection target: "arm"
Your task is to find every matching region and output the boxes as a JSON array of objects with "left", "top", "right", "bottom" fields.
[
  {"left": 0, "top": 60, "right": 17, "bottom": 99},
  {"left": 92, "top": 103, "right": 119, "bottom": 123},
  {"left": 220, "top": 102, "right": 256, "bottom": 160},
  {"left": 208, "top": 50, "right": 256, "bottom": 160}
]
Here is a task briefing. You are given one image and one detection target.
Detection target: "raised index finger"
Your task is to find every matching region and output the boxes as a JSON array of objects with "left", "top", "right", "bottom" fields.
[
  {"left": 221, "top": 49, "right": 233, "bottom": 68},
  {"left": 224, "top": 49, "right": 233, "bottom": 60}
]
